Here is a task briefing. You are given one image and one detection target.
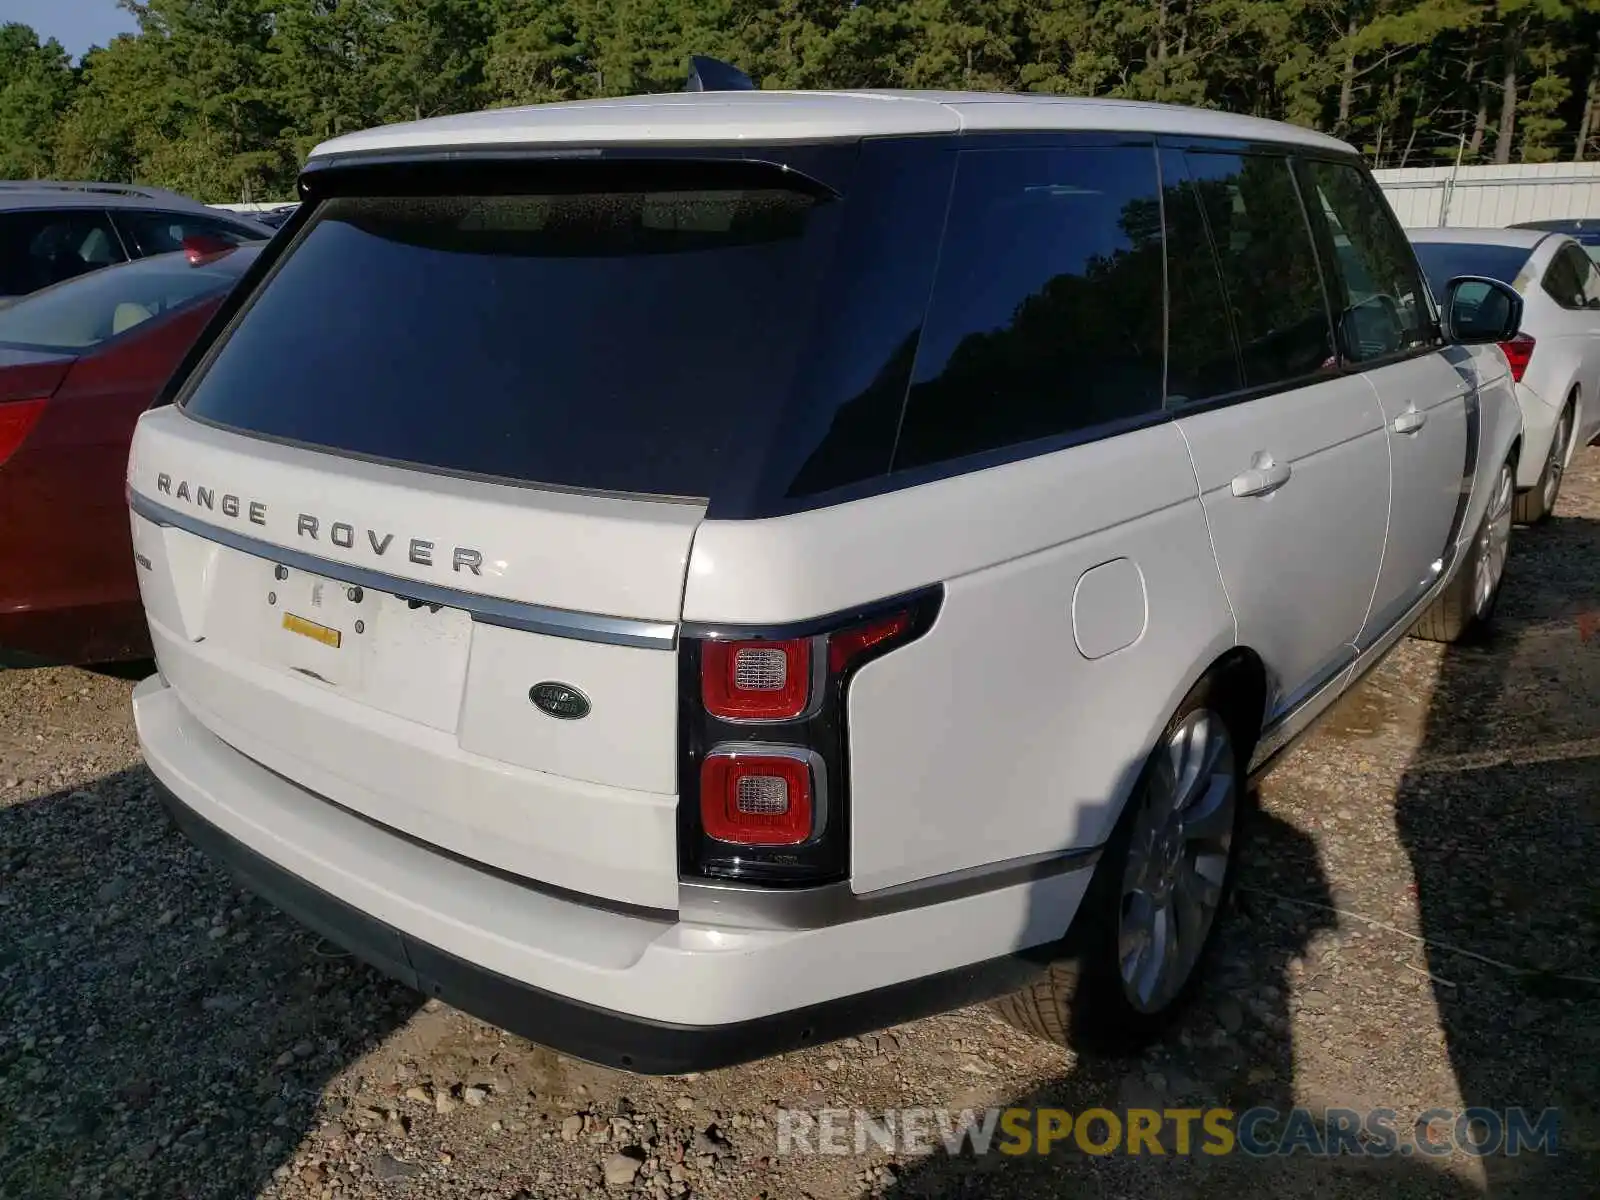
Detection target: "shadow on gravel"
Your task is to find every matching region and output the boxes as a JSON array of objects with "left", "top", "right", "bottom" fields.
[
  {"left": 0, "top": 766, "right": 418, "bottom": 1199},
  {"left": 876, "top": 510, "right": 1600, "bottom": 1196},
  {"left": 1393, "top": 508, "right": 1600, "bottom": 1195}
]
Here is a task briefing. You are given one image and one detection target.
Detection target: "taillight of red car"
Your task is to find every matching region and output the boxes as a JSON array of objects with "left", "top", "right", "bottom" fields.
[
  {"left": 0, "top": 398, "right": 48, "bottom": 469},
  {"left": 1499, "top": 333, "right": 1535, "bottom": 383},
  {"left": 679, "top": 588, "right": 943, "bottom": 885}
]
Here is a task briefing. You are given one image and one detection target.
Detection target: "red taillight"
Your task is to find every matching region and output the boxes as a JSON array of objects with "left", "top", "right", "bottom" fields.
[
  {"left": 682, "top": 589, "right": 943, "bottom": 885},
  {"left": 828, "top": 611, "right": 913, "bottom": 673},
  {"left": 700, "top": 751, "right": 815, "bottom": 845},
  {"left": 1499, "top": 333, "right": 1535, "bottom": 383},
  {"left": 0, "top": 398, "right": 48, "bottom": 468},
  {"left": 183, "top": 234, "right": 235, "bottom": 265},
  {"left": 702, "top": 638, "right": 811, "bottom": 720}
]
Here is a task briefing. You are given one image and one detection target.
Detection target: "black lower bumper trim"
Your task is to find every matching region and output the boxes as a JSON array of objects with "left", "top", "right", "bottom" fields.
[{"left": 155, "top": 782, "right": 1057, "bottom": 1074}]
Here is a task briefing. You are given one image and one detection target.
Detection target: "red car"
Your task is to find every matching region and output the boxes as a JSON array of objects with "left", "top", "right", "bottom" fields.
[{"left": 0, "top": 243, "right": 259, "bottom": 665}]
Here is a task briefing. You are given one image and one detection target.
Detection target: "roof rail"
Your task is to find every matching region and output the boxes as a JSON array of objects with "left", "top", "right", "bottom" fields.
[
  {"left": 685, "top": 55, "right": 756, "bottom": 92},
  {"left": 0, "top": 180, "right": 198, "bottom": 205}
]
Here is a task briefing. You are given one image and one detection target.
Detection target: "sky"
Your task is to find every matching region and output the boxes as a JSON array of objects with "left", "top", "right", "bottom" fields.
[{"left": 7, "top": 0, "right": 139, "bottom": 61}]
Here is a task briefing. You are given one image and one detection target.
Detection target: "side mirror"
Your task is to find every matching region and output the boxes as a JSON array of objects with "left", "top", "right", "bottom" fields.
[{"left": 1442, "top": 275, "right": 1523, "bottom": 345}]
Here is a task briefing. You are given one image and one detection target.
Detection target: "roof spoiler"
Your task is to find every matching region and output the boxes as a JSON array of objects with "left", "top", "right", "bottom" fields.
[{"left": 685, "top": 55, "right": 756, "bottom": 92}]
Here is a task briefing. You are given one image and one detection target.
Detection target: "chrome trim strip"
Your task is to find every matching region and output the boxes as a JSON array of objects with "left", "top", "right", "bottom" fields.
[
  {"left": 128, "top": 491, "right": 679, "bottom": 651},
  {"left": 678, "top": 846, "right": 1103, "bottom": 932}
]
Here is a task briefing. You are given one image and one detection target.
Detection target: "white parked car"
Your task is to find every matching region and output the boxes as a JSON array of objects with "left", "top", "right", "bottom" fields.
[
  {"left": 126, "top": 90, "right": 1525, "bottom": 1072},
  {"left": 1411, "top": 226, "right": 1600, "bottom": 523}
]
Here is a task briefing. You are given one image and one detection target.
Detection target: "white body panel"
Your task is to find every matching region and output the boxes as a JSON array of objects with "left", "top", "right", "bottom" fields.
[
  {"left": 308, "top": 90, "right": 1354, "bottom": 163},
  {"left": 129, "top": 408, "right": 696, "bottom": 908},
  {"left": 1359, "top": 354, "right": 1472, "bottom": 636},
  {"left": 136, "top": 677, "right": 1094, "bottom": 1025},
  {"left": 1176, "top": 376, "right": 1391, "bottom": 714}
]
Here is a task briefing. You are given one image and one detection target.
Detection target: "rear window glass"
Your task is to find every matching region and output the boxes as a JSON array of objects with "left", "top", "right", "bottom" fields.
[
  {"left": 182, "top": 186, "right": 839, "bottom": 500},
  {"left": 1409, "top": 242, "right": 1532, "bottom": 300},
  {"left": 0, "top": 246, "right": 254, "bottom": 353}
]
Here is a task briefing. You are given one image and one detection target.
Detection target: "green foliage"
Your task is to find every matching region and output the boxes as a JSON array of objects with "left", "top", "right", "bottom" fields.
[
  {"left": 6, "top": 0, "right": 1600, "bottom": 201},
  {"left": 0, "top": 24, "right": 77, "bottom": 178}
]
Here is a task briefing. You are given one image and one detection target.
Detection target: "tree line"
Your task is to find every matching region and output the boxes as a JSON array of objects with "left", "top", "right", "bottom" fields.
[{"left": 3, "top": 0, "right": 1600, "bottom": 203}]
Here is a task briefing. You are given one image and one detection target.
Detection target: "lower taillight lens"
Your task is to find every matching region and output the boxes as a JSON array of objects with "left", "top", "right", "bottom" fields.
[
  {"left": 0, "top": 398, "right": 48, "bottom": 469},
  {"left": 700, "top": 751, "right": 816, "bottom": 846},
  {"left": 1499, "top": 333, "right": 1535, "bottom": 383}
]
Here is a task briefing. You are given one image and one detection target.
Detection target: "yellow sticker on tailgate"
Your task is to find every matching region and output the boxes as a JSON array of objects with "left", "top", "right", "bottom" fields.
[{"left": 283, "top": 612, "right": 342, "bottom": 649}]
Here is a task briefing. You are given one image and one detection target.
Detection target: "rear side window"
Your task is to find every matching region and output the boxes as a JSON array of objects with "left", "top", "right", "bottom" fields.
[
  {"left": 1543, "top": 243, "right": 1598, "bottom": 309},
  {"left": 113, "top": 210, "right": 264, "bottom": 257},
  {"left": 1299, "top": 159, "right": 1432, "bottom": 363},
  {"left": 0, "top": 209, "right": 127, "bottom": 296},
  {"left": 182, "top": 179, "right": 843, "bottom": 501},
  {"left": 891, "top": 144, "right": 1165, "bottom": 472},
  {"left": 1160, "top": 149, "right": 1243, "bottom": 403},
  {"left": 1182, "top": 152, "right": 1335, "bottom": 389}
]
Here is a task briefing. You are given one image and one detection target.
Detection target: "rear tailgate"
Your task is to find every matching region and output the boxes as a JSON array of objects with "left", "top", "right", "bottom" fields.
[
  {"left": 130, "top": 407, "right": 700, "bottom": 909},
  {"left": 127, "top": 162, "right": 844, "bottom": 909}
]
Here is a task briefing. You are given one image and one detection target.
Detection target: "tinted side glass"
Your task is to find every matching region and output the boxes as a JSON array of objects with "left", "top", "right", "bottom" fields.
[
  {"left": 1183, "top": 152, "right": 1336, "bottom": 388},
  {"left": 1542, "top": 245, "right": 1585, "bottom": 308},
  {"left": 1299, "top": 159, "right": 1432, "bottom": 362},
  {"left": 114, "top": 210, "right": 264, "bottom": 257},
  {"left": 1556, "top": 243, "right": 1600, "bottom": 307},
  {"left": 1160, "top": 148, "right": 1243, "bottom": 403},
  {"left": 0, "top": 209, "right": 127, "bottom": 296},
  {"left": 775, "top": 139, "right": 954, "bottom": 502},
  {"left": 891, "top": 144, "right": 1165, "bottom": 472},
  {"left": 1574, "top": 244, "right": 1600, "bottom": 305}
]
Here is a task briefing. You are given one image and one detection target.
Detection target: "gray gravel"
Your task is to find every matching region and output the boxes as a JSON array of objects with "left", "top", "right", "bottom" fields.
[{"left": 3, "top": 450, "right": 1598, "bottom": 1198}]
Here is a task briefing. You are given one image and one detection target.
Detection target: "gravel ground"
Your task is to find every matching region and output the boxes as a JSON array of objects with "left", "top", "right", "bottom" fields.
[{"left": 3, "top": 450, "right": 1598, "bottom": 1199}]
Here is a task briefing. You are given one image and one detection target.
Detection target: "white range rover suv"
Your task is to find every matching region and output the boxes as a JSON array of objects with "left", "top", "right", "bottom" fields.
[{"left": 126, "top": 90, "right": 1525, "bottom": 1073}]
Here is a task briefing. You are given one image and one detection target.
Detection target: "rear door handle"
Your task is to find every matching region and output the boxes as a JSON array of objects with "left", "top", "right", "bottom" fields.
[
  {"left": 1393, "top": 408, "right": 1427, "bottom": 435},
  {"left": 1230, "top": 456, "right": 1293, "bottom": 498}
]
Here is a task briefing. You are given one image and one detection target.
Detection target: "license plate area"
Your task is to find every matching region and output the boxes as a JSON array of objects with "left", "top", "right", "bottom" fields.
[
  {"left": 272, "top": 571, "right": 363, "bottom": 688},
  {"left": 202, "top": 550, "right": 474, "bottom": 732}
]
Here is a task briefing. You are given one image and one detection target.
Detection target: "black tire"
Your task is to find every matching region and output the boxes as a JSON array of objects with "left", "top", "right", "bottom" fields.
[
  {"left": 993, "top": 674, "right": 1247, "bottom": 1057},
  {"left": 1411, "top": 457, "right": 1514, "bottom": 644},
  {"left": 1512, "top": 402, "right": 1574, "bottom": 525}
]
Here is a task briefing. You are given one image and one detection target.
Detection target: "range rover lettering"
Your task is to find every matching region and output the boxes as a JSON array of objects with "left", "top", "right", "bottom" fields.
[{"left": 127, "top": 88, "right": 1524, "bottom": 1073}]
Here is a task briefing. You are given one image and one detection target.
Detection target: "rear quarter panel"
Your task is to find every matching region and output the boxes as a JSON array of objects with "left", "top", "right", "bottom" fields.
[{"left": 685, "top": 423, "right": 1236, "bottom": 897}]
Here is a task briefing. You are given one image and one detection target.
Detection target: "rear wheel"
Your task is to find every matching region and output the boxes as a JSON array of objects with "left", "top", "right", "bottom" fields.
[
  {"left": 1514, "top": 402, "right": 1574, "bottom": 525},
  {"left": 1411, "top": 457, "right": 1514, "bottom": 643},
  {"left": 995, "top": 678, "right": 1244, "bottom": 1055}
]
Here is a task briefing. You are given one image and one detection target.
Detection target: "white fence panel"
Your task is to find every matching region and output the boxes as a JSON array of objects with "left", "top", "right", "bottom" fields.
[{"left": 1373, "top": 162, "right": 1600, "bottom": 229}]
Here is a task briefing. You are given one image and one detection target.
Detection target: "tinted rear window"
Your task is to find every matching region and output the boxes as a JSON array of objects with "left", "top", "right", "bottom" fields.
[
  {"left": 183, "top": 183, "right": 842, "bottom": 500},
  {"left": 1409, "top": 242, "right": 1532, "bottom": 299}
]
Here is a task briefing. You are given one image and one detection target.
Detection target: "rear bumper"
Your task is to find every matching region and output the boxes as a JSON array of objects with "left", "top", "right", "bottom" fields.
[{"left": 135, "top": 676, "right": 1093, "bottom": 1072}]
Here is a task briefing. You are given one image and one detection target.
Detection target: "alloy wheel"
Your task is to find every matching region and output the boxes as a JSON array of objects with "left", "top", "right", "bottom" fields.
[
  {"left": 1117, "top": 709, "right": 1237, "bottom": 1015},
  {"left": 1542, "top": 409, "right": 1574, "bottom": 516},
  {"left": 1475, "top": 464, "right": 1514, "bottom": 619}
]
